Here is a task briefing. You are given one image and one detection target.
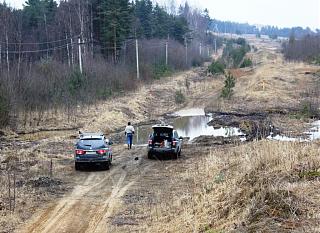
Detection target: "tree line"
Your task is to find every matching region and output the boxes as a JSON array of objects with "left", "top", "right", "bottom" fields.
[
  {"left": 211, "top": 19, "right": 318, "bottom": 38},
  {"left": 283, "top": 34, "right": 320, "bottom": 63},
  {"left": 0, "top": 0, "right": 218, "bottom": 128}
]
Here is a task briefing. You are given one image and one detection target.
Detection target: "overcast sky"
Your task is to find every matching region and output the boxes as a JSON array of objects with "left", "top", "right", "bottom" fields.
[{"left": 5, "top": 0, "right": 320, "bottom": 30}]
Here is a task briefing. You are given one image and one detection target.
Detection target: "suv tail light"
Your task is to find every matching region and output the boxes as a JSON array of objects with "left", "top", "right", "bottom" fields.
[
  {"left": 172, "top": 141, "right": 177, "bottom": 147},
  {"left": 97, "top": 149, "right": 107, "bottom": 155},
  {"left": 148, "top": 140, "right": 153, "bottom": 145},
  {"left": 76, "top": 149, "right": 86, "bottom": 155}
]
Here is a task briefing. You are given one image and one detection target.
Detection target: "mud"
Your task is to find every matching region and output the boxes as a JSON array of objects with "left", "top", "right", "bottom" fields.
[{"left": 208, "top": 111, "right": 274, "bottom": 140}]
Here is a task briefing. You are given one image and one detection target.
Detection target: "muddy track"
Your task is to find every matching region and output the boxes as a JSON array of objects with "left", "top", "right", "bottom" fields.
[{"left": 19, "top": 146, "right": 157, "bottom": 233}]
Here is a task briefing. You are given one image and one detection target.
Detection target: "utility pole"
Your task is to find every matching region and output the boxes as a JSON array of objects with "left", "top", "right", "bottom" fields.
[
  {"left": 114, "top": 27, "right": 117, "bottom": 63},
  {"left": 136, "top": 38, "right": 140, "bottom": 79},
  {"left": 214, "top": 38, "right": 217, "bottom": 54},
  {"left": 66, "top": 34, "right": 71, "bottom": 67},
  {"left": 78, "top": 37, "right": 83, "bottom": 74},
  {"left": 6, "top": 32, "right": 9, "bottom": 76},
  {"left": 165, "top": 35, "right": 169, "bottom": 66},
  {"left": 184, "top": 36, "right": 188, "bottom": 66}
]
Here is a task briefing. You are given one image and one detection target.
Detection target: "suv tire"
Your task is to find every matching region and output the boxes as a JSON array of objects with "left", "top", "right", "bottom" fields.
[
  {"left": 172, "top": 152, "right": 178, "bottom": 160},
  {"left": 104, "top": 161, "right": 110, "bottom": 170},
  {"left": 75, "top": 162, "right": 80, "bottom": 171}
]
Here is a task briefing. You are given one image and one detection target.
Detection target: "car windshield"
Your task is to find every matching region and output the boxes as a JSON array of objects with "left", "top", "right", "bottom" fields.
[{"left": 77, "top": 138, "right": 105, "bottom": 149}]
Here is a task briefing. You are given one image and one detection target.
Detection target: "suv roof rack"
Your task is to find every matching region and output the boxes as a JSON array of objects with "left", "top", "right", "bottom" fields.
[{"left": 79, "top": 132, "right": 104, "bottom": 139}]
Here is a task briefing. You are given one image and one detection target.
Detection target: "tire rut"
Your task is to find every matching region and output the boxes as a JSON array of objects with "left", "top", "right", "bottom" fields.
[{"left": 19, "top": 147, "right": 154, "bottom": 233}]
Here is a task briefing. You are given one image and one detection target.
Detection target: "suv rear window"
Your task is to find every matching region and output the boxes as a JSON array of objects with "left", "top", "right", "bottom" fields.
[
  {"left": 153, "top": 128, "right": 173, "bottom": 138},
  {"left": 77, "top": 138, "right": 105, "bottom": 149}
]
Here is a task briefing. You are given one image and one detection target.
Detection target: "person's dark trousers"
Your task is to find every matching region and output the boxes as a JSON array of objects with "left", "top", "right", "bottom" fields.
[{"left": 127, "top": 133, "right": 133, "bottom": 149}]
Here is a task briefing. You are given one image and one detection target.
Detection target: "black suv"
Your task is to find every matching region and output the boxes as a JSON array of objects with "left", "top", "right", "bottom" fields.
[
  {"left": 74, "top": 133, "right": 113, "bottom": 170},
  {"left": 147, "top": 124, "right": 182, "bottom": 159}
]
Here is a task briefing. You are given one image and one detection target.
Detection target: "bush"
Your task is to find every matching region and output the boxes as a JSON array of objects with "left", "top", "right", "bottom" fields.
[
  {"left": 240, "top": 58, "right": 253, "bottom": 68},
  {"left": 191, "top": 57, "right": 203, "bottom": 67},
  {"left": 269, "top": 34, "right": 278, "bottom": 40},
  {"left": 68, "top": 69, "right": 86, "bottom": 96},
  {"left": 222, "top": 38, "right": 251, "bottom": 68},
  {"left": 153, "top": 63, "right": 172, "bottom": 79},
  {"left": 236, "top": 38, "right": 246, "bottom": 46},
  {"left": 300, "top": 101, "right": 319, "bottom": 118},
  {"left": 221, "top": 72, "right": 235, "bottom": 99},
  {"left": 208, "top": 60, "right": 225, "bottom": 75},
  {"left": 175, "top": 90, "right": 186, "bottom": 104}
]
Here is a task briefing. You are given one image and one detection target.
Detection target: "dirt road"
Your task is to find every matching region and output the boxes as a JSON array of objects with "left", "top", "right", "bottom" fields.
[{"left": 19, "top": 146, "right": 149, "bottom": 233}]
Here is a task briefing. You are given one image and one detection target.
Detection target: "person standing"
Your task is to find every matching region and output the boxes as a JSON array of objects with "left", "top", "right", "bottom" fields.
[{"left": 125, "top": 122, "right": 135, "bottom": 149}]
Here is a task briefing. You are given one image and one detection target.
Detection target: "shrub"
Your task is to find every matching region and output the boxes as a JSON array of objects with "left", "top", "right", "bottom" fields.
[
  {"left": 153, "top": 63, "right": 172, "bottom": 79},
  {"left": 208, "top": 60, "right": 225, "bottom": 75},
  {"left": 269, "top": 34, "right": 278, "bottom": 40},
  {"left": 175, "top": 90, "right": 185, "bottom": 104},
  {"left": 191, "top": 57, "right": 203, "bottom": 67},
  {"left": 299, "top": 101, "right": 319, "bottom": 118},
  {"left": 236, "top": 38, "right": 246, "bottom": 46},
  {"left": 240, "top": 58, "right": 253, "bottom": 68},
  {"left": 221, "top": 72, "right": 235, "bottom": 99},
  {"left": 68, "top": 69, "right": 86, "bottom": 96},
  {"left": 222, "top": 38, "right": 251, "bottom": 68}
]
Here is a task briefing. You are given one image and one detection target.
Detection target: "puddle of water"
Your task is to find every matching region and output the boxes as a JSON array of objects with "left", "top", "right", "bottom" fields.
[
  {"left": 174, "top": 115, "right": 244, "bottom": 140},
  {"left": 267, "top": 134, "right": 301, "bottom": 142},
  {"left": 173, "top": 108, "right": 205, "bottom": 117},
  {"left": 268, "top": 120, "right": 320, "bottom": 142},
  {"left": 133, "top": 108, "right": 245, "bottom": 145},
  {"left": 306, "top": 120, "right": 320, "bottom": 140}
]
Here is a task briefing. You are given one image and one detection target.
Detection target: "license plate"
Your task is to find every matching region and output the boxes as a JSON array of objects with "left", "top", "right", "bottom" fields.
[{"left": 86, "top": 151, "right": 96, "bottom": 155}]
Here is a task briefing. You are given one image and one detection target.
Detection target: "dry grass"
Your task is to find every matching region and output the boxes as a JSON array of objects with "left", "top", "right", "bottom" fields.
[
  {"left": 0, "top": 137, "right": 74, "bottom": 232},
  {"left": 146, "top": 140, "right": 320, "bottom": 232}
]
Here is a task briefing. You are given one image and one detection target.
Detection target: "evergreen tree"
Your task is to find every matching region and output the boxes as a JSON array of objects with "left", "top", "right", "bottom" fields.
[
  {"left": 152, "top": 4, "right": 169, "bottom": 38},
  {"left": 134, "top": 0, "right": 154, "bottom": 38},
  {"left": 97, "top": 0, "right": 131, "bottom": 59},
  {"left": 23, "top": 0, "right": 57, "bottom": 28},
  {"left": 170, "top": 16, "right": 190, "bottom": 44}
]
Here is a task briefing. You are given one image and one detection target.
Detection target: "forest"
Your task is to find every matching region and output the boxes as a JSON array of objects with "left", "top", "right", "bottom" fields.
[
  {"left": 283, "top": 34, "right": 320, "bottom": 64},
  {"left": 212, "top": 19, "right": 318, "bottom": 38},
  {"left": 0, "top": 0, "right": 217, "bottom": 128}
]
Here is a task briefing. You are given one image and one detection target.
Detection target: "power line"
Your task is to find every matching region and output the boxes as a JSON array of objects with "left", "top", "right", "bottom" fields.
[
  {"left": 0, "top": 35, "right": 81, "bottom": 45},
  {"left": 0, "top": 42, "right": 76, "bottom": 54}
]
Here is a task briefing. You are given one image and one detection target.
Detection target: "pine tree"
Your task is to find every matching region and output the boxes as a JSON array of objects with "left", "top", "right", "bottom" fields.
[
  {"left": 98, "top": 0, "right": 131, "bottom": 61},
  {"left": 152, "top": 4, "right": 169, "bottom": 38},
  {"left": 134, "top": 0, "right": 154, "bottom": 39}
]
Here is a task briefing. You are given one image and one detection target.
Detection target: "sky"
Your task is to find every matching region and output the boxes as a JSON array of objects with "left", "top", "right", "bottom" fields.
[{"left": 5, "top": 0, "right": 320, "bottom": 30}]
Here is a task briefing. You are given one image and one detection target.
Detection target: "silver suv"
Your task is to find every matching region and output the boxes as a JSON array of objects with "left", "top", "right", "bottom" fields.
[{"left": 74, "top": 133, "right": 113, "bottom": 170}]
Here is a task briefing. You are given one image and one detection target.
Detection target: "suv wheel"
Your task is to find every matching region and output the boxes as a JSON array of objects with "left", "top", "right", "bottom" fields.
[
  {"left": 148, "top": 152, "right": 153, "bottom": 159},
  {"left": 105, "top": 161, "right": 110, "bottom": 170},
  {"left": 172, "top": 152, "right": 178, "bottom": 160},
  {"left": 75, "top": 162, "right": 80, "bottom": 171}
]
